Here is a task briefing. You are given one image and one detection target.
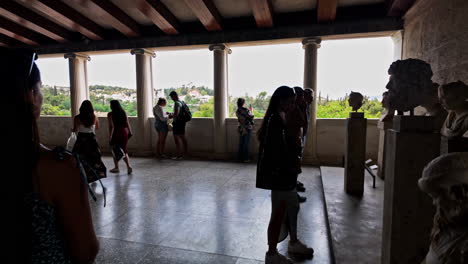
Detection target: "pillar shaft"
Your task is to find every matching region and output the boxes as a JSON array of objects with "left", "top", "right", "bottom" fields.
[
  {"left": 131, "top": 48, "right": 155, "bottom": 154},
  {"left": 65, "top": 53, "right": 90, "bottom": 117},
  {"left": 209, "top": 44, "right": 230, "bottom": 156},
  {"left": 302, "top": 37, "right": 321, "bottom": 162}
]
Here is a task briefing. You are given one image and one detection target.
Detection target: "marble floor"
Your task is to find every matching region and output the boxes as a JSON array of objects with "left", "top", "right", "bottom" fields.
[
  {"left": 88, "top": 157, "right": 333, "bottom": 264},
  {"left": 321, "top": 167, "right": 384, "bottom": 264}
]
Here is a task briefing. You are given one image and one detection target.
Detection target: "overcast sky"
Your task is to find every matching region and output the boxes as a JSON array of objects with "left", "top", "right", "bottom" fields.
[{"left": 36, "top": 36, "right": 394, "bottom": 99}]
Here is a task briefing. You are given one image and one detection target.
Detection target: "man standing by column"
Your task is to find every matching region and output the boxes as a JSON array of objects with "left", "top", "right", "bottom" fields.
[{"left": 169, "top": 91, "right": 189, "bottom": 159}]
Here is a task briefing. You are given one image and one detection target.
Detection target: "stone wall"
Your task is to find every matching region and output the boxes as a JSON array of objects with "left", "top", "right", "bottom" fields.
[
  {"left": 403, "top": 0, "right": 468, "bottom": 84},
  {"left": 38, "top": 116, "right": 379, "bottom": 166}
]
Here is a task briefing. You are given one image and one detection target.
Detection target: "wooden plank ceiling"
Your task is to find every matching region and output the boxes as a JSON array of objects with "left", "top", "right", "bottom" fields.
[{"left": 0, "top": 0, "right": 416, "bottom": 51}]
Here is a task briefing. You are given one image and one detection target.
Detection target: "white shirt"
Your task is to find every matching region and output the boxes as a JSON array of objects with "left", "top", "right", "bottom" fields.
[
  {"left": 153, "top": 105, "right": 168, "bottom": 121},
  {"left": 78, "top": 124, "right": 95, "bottom": 133}
]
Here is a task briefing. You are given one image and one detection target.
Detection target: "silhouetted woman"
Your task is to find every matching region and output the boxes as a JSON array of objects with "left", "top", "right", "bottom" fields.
[
  {"left": 153, "top": 97, "right": 169, "bottom": 158},
  {"left": 256, "top": 86, "right": 314, "bottom": 264},
  {"left": 108, "top": 100, "right": 133, "bottom": 174},
  {"left": 236, "top": 98, "right": 254, "bottom": 162},
  {"left": 72, "top": 100, "right": 107, "bottom": 180},
  {"left": 3, "top": 49, "right": 99, "bottom": 263}
]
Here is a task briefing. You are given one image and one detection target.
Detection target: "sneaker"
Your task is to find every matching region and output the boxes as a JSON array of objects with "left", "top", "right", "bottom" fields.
[
  {"left": 109, "top": 168, "right": 120, "bottom": 173},
  {"left": 160, "top": 154, "right": 168, "bottom": 159},
  {"left": 288, "top": 240, "right": 314, "bottom": 256},
  {"left": 265, "top": 252, "right": 293, "bottom": 264},
  {"left": 298, "top": 194, "right": 307, "bottom": 203},
  {"left": 176, "top": 156, "right": 184, "bottom": 160}
]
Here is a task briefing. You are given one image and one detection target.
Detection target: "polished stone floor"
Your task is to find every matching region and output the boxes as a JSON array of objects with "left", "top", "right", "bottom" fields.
[
  {"left": 321, "top": 167, "right": 384, "bottom": 264},
  {"left": 88, "top": 157, "right": 333, "bottom": 263}
]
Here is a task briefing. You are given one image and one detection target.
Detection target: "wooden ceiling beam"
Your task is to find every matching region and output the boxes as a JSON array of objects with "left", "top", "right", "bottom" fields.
[
  {"left": 317, "top": 0, "right": 338, "bottom": 22},
  {"left": 0, "top": 32, "right": 25, "bottom": 47},
  {"left": 184, "top": 0, "right": 222, "bottom": 31},
  {"left": 0, "top": 1, "right": 72, "bottom": 42},
  {"left": 0, "top": 16, "right": 52, "bottom": 45},
  {"left": 386, "top": 0, "right": 417, "bottom": 16},
  {"left": 21, "top": 0, "right": 105, "bottom": 40},
  {"left": 85, "top": 0, "right": 140, "bottom": 37},
  {"left": 137, "top": 0, "right": 180, "bottom": 35},
  {"left": 250, "top": 0, "right": 274, "bottom": 28}
]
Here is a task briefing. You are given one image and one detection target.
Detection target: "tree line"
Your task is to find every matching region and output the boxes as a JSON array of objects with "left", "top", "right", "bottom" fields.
[{"left": 41, "top": 84, "right": 382, "bottom": 118}]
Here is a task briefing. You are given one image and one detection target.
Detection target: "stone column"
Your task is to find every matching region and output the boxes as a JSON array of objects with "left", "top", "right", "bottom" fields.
[
  {"left": 209, "top": 44, "right": 231, "bottom": 158},
  {"left": 302, "top": 37, "right": 321, "bottom": 164},
  {"left": 64, "top": 53, "right": 90, "bottom": 117},
  {"left": 131, "top": 48, "right": 156, "bottom": 154},
  {"left": 344, "top": 112, "right": 367, "bottom": 195},
  {"left": 377, "top": 120, "right": 393, "bottom": 179},
  {"left": 381, "top": 116, "right": 439, "bottom": 264}
]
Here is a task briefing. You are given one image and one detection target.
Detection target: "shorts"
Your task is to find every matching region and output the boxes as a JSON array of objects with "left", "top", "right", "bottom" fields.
[
  {"left": 154, "top": 120, "right": 168, "bottom": 133},
  {"left": 173, "top": 121, "right": 186, "bottom": 135}
]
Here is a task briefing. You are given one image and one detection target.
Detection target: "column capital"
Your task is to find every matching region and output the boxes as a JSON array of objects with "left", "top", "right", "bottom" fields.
[
  {"left": 131, "top": 48, "right": 156, "bottom": 58},
  {"left": 302, "top": 37, "right": 321, "bottom": 49},
  {"left": 64, "top": 53, "right": 90, "bottom": 61},
  {"left": 209, "top": 44, "right": 232, "bottom": 54}
]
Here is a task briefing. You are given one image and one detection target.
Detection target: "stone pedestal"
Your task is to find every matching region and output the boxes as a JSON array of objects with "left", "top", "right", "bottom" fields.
[
  {"left": 64, "top": 53, "right": 90, "bottom": 117},
  {"left": 377, "top": 120, "right": 393, "bottom": 179},
  {"left": 441, "top": 136, "right": 468, "bottom": 154},
  {"left": 344, "top": 112, "right": 367, "bottom": 195},
  {"left": 131, "top": 48, "right": 155, "bottom": 155},
  {"left": 381, "top": 116, "right": 439, "bottom": 264},
  {"left": 302, "top": 37, "right": 321, "bottom": 163},
  {"left": 209, "top": 44, "right": 230, "bottom": 158}
]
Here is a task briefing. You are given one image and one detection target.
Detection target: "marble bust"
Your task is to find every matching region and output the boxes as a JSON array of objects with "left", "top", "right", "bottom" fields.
[
  {"left": 421, "top": 82, "right": 448, "bottom": 130},
  {"left": 380, "top": 91, "right": 394, "bottom": 122},
  {"left": 419, "top": 152, "right": 468, "bottom": 264},
  {"left": 439, "top": 81, "right": 468, "bottom": 138},
  {"left": 348, "top": 91, "right": 364, "bottom": 112},
  {"left": 385, "top": 59, "right": 434, "bottom": 115}
]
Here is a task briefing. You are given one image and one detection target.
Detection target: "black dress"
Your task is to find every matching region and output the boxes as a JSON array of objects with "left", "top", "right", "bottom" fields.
[{"left": 256, "top": 112, "right": 297, "bottom": 191}]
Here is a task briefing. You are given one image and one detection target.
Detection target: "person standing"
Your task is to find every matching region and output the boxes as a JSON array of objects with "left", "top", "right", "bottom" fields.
[
  {"left": 257, "top": 86, "right": 314, "bottom": 264},
  {"left": 236, "top": 98, "right": 254, "bottom": 162},
  {"left": 72, "top": 100, "right": 107, "bottom": 180},
  {"left": 153, "top": 97, "right": 169, "bottom": 158},
  {"left": 4, "top": 49, "right": 99, "bottom": 263},
  {"left": 169, "top": 91, "right": 190, "bottom": 159},
  {"left": 108, "top": 100, "right": 133, "bottom": 174}
]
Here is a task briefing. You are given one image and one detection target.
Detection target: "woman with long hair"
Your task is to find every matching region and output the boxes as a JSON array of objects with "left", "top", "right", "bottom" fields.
[
  {"left": 257, "top": 86, "right": 314, "bottom": 264},
  {"left": 72, "top": 100, "right": 107, "bottom": 180},
  {"left": 108, "top": 100, "right": 133, "bottom": 174},
  {"left": 3, "top": 48, "right": 99, "bottom": 263},
  {"left": 153, "top": 97, "right": 169, "bottom": 158}
]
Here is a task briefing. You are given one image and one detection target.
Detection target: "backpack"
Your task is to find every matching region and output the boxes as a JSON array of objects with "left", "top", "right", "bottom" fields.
[{"left": 178, "top": 101, "right": 192, "bottom": 122}]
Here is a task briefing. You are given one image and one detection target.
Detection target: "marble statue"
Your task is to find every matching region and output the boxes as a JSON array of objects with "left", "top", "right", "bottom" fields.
[
  {"left": 348, "top": 91, "right": 364, "bottom": 112},
  {"left": 421, "top": 82, "right": 448, "bottom": 130},
  {"left": 385, "top": 58, "right": 434, "bottom": 115},
  {"left": 439, "top": 81, "right": 468, "bottom": 138},
  {"left": 380, "top": 91, "right": 394, "bottom": 122},
  {"left": 419, "top": 152, "right": 468, "bottom": 264}
]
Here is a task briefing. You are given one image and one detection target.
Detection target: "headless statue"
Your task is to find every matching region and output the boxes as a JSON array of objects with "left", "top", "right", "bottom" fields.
[
  {"left": 439, "top": 81, "right": 468, "bottom": 138},
  {"left": 419, "top": 152, "right": 468, "bottom": 264}
]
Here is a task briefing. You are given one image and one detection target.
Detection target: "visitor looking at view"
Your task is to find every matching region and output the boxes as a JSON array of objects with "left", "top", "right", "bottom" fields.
[{"left": 236, "top": 98, "right": 254, "bottom": 162}]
